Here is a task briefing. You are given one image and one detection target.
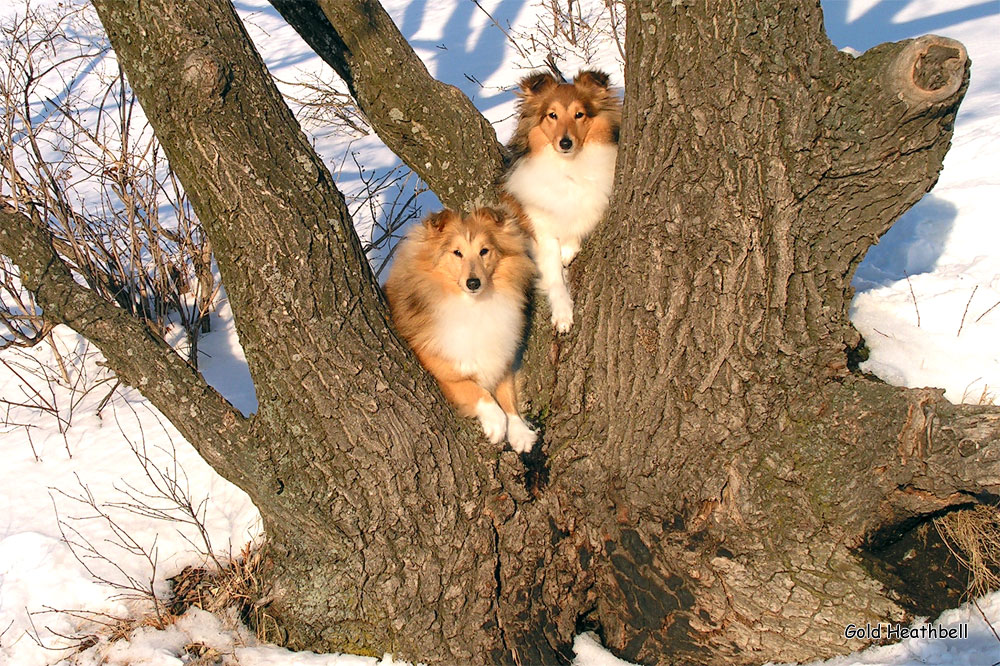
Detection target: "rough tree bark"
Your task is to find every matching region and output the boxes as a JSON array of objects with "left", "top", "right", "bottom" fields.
[
  {"left": 1, "top": 1, "right": 997, "bottom": 665},
  {"left": 5, "top": 0, "right": 507, "bottom": 661},
  {"left": 502, "top": 5, "right": 993, "bottom": 664}
]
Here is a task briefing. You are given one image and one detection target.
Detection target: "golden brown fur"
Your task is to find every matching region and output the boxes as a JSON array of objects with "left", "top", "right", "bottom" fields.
[
  {"left": 385, "top": 207, "right": 538, "bottom": 452},
  {"left": 506, "top": 69, "right": 621, "bottom": 162}
]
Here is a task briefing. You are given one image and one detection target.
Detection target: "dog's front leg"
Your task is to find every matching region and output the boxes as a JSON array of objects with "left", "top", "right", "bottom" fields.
[
  {"left": 436, "top": 378, "right": 508, "bottom": 444},
  {"left": 535, "top": 234, "right": 574, "bottom": 332},
  {"left": 494, "top": 373, "right": 536, "bottom": 454}
]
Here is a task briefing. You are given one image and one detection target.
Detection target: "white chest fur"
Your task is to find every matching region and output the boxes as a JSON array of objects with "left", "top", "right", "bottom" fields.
[
  {"left": 504, "top": 142, "right": 617, "bottom": 243},
  {"left": 429, "top": 290, "right": 524, "bottom": 389}
]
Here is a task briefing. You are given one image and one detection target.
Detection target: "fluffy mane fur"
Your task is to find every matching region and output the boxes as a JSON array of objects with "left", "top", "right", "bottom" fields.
[{"left": 385, "top": 207, "right": 534, "bottom": 358}]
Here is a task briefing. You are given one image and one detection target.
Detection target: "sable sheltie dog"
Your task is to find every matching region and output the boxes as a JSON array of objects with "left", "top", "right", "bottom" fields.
[
  {"left": 503, "top": 69, "right": 621, "bottom": 332},
  {"left": 385, "top": 207, "right": 538, "bottom": 453}
]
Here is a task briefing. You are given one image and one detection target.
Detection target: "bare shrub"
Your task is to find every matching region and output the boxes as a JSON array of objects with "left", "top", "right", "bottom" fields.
[
  {"left": 0, "top": 3, "right": 218, "bottom": 367},
  {"left": 278, "top": 70, "right": 427, "bottom": 276},
  {"left": 348, "top": 156, "right": 427, "bottom": 278},
  {"left": 499, "top": 0, "right": 627, "bottom": 71},
  {"left": 0, "top": 336, "right": 117, "bottom": 458},
  {"left": 0, "top": 257, "right": 52, "bottom": 350},
  {"left": 51, "top": 476, "right": 171, "bottom": 626},
  {"left": 39, "top": 409, "right": 262, "bottom": 654},
  {"left": 108, "top": 399, "right": 228, "bottom": 570},
  {"left": 278, "top": 69, "right": 370, "bottom": 137}
]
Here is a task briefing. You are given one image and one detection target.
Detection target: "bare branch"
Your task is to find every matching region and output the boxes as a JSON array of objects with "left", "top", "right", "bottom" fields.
[
  {"left": 269, "top": 0, "right": 506, "bottom": 209},
  {"left": 0, "top": 203, "right": 255, "bottom": 491},
  {"left": 88, "top": 0, "right": 390, "bottom": 388},
  {"left": 86, "top": 1, "right": 473, "bottom": 478},
  {"left": 1, "top": 5, "right": 219, "bottom": 365}
]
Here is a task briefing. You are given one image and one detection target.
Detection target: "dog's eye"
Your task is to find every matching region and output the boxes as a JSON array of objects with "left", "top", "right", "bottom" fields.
[
  {"left": 453, "top": 250, "right": 463, "bottom": 258},
  {"left": 547, "top": 111, "right": 557, "bottom": 120},
  {"left": 479, "top": 248, "right": 489, "bottom": 256},
  {"left": 575, "top": 111, "right": 585, "bottom": 119}
]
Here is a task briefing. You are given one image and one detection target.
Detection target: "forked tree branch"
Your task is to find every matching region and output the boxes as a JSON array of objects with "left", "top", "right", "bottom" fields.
[
  {"left": 87, "top": 2, "right": 485, "bottom": 519},
  {"left": 0, "top": 203, "right": 256, "bottom": 490},
  {"left": 269, "top": 0, "right": 506, "bottom": 209}
]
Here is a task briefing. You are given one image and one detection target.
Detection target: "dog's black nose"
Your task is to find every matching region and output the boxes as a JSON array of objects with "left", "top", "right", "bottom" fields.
[
  {"left": 466, "top": 277, "right": 481, "bottom": 291},
  {"left": 559, "top": 137, "right": 573, "bottom": 151}
]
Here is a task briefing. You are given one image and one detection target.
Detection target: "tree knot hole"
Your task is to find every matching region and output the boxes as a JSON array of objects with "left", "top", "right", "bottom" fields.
[
  {"left": 574, "top": 604, "right": 603, "bottom": 645},
  {"left": 914, "top": 45, "right": 963, "bottom": 92},
  {"left": 846, "top": 336, "right": 870, "bottom": 373}
]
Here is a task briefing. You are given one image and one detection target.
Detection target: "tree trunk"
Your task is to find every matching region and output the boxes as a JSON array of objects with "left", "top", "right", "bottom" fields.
[
  {"left": 3, "top": 1, "right": 997, "bottom": 665},
  {"left": 498, "top": 3, "right": 991, "bottom": 664},
  {"left": 70, "top": 0, "right": 508, "bottom": 661}
]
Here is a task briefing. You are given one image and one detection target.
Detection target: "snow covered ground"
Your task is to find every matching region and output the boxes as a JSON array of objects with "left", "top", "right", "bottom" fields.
[{"left": 1, "top": 0, "right": 999, "bottom": 665}]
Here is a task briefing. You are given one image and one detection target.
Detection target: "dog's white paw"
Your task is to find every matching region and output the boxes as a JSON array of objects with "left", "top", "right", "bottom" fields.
[
  {"left": 506, "top": 415, "right": 536, "bottom": 454},
  {"left": 475, "top": 399, "right": 507, "bottom": 444},
  {"left": 549, "top": 289, "right": 574, "bottom": 333},
  {"left": 560, "top": 242, "right": 581, "bottom": 267}
]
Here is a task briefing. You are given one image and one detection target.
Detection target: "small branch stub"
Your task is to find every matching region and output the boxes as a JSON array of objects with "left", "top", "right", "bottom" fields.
[{"left": 890, "top": 35, "right": 967, "bottom": 108}]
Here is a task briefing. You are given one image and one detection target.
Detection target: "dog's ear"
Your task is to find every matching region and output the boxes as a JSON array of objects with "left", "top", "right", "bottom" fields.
[
  {"left": 518, "top": 71, "right": 558, "bottom": 97},
  {"left": 422, "top": 209, "right": 456, "bottom": 232},
  {"left": 474, "top": 207, "right": 504, "bottom": 227},
  {"left": 574, "top": 69, "right": 612, "bottom": 92},
  {"left": 483, "top": 204, "right": 525, "bottom": 234}
]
